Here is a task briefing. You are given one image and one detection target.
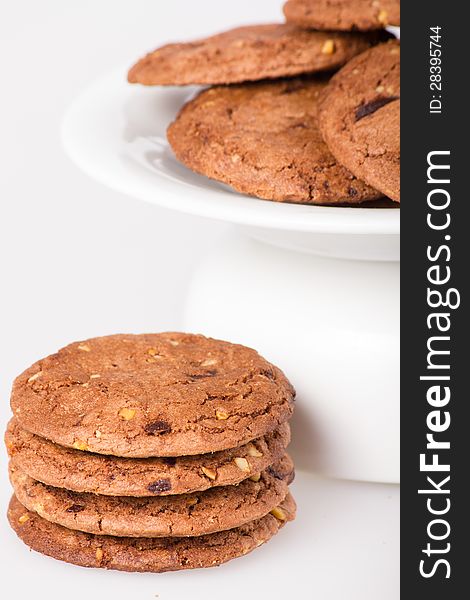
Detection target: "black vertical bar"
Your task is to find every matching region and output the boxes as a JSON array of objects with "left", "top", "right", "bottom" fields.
[{"left": 401, "top": 1, "right": 467, "bottom": 596}]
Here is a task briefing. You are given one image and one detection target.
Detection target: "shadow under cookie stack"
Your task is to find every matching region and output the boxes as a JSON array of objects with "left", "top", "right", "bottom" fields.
[{"left": 5, "top": 333, "right": 296, "bottom": 572}]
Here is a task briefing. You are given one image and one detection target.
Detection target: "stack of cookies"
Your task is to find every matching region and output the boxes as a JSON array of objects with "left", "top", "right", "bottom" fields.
[
  {"left": 5, "top": 333, "right": 296, "bottom": 572},
  {"left": 128, "top": 0, "right": 400, "bottom": 204}
]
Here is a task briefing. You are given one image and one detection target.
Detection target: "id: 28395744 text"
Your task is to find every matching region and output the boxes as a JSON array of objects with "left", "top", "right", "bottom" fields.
[{"left": 429, "top": 26, "right": 443, "bottom": 115}]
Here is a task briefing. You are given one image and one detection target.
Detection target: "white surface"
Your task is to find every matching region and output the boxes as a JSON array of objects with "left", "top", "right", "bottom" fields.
[
  {"left": 1, "top": 472, "right": 399, "bottom": 600},
  {"left": 184, "top": 234, "right": 400, "bottom": 483},
  {"left": 62, "top": 66, "right": 399, "bottom": 260},
  {"left": 0, "top": 1, "right": 399, "bottom": 598}
]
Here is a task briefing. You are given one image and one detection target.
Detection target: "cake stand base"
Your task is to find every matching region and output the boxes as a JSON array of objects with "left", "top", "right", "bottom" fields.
[{"left": 183, "top": 231, "right": 400, "bottom": 484}]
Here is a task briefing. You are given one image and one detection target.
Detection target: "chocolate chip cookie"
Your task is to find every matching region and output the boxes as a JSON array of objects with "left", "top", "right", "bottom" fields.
[
  {"left": 318, "top": 41, "right": 400, "bottom": 201},
  {"left": 11, "top": 333, "right": 295, "bottom": 457},
  {"left": 6, "top": 418, "right": 290, "bottom": 496},
  {"left": 167, "top": 78, "right": 382, "bottom": 204},
  {"left": 283, "top": 0, "right": 400, "bottom": 31},
  {"left": 10, "top": 454, "right": 294, "bottom": 537},
  {"left": 8, "top": 493, "right": 296, "bottom": 572},
  {"left": 128, "top": 24, "right": 387, "bottom": 86}
]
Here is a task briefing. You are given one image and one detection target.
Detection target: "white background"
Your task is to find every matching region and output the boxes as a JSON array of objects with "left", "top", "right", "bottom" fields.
[{"left": 0, "top": 2, "right": 399, "bottom": 598}]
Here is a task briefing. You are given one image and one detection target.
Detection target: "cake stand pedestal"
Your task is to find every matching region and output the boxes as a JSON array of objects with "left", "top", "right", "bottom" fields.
[{"left": 183, "top": 229, "right": 399, "bottom": 483}]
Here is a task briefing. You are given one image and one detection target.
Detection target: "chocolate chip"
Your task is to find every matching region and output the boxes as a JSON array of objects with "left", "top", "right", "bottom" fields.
[
  {"left": 260, "top": 369, "right": 274, "bottom": 380},
  {"left": 147, "top": 479, "right": 172, "bottom": 493},
  {"left": 186, "top": 370, "right": 218, "bottom": 380},
  {"left": 162, "top": 457, "right": 177, "bottom": 466},
  {"left": 286, "top": 469, "right": 296, "bottom": 485},
  {"left": 348, "top": 187, "right": 358, "bottom": 197},
  {"left": 144, "top": 420, "right": 172, "bottom": 435},
  {"left": 268, "top": 465, "right": 295, "bottom": 484},
  {"left": 281, "top": 80, "right": 305, "bottom": 95},
  {"left": 267, "top": 466, "right": 285, "bottom": 480},
  {"left": 355, "top": 96, "right": 399, "bottom": 122},
  {"left": 66, "top": 504, "right": 85, "bottom": 513}
]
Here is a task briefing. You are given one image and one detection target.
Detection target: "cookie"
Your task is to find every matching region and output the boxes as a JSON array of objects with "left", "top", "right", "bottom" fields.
[
  {"left": 167, "top": 78, "right": 382, "bottom": 204},
  {"left": 11, "top": 333, "right": 295, "bottom": 458},
  {"left": 10, "top": 454, "right": 294, "bottom": 537},
  {"left": 8, "top": 493, "right": 296, "bottom": 572},
  {"left": 318, "top": 41, "right": 400, "bottom": 201},
  {"left": 6, "top": 418, "right": 290, "bottom": 497},
  {"left": 128, "top": 24, "right": 387, "bottom": 86},
  {"left": 283, "top": 0, "right": 400, "bottom": 31}
]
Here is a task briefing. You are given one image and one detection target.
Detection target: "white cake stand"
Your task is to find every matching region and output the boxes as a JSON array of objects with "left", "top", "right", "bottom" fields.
[{"left": 62, "top": 69, "right": 400, "bottom": 598}]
